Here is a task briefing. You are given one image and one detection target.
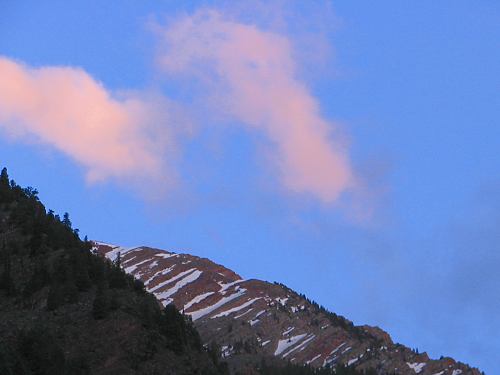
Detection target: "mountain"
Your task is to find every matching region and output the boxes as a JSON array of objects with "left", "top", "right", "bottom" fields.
[
  {"left": 93, "top": 242, "right": 482, "bottom": 375},
  {"left": 0, "top": 166, "right": 483, "bottom": 375}
]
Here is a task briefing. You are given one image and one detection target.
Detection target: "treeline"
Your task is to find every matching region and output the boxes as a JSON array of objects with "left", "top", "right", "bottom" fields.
[
  {"left": 0, "top": 166, "right": 147, "bottom": 312},
  {"left": 259, "top": 361, "right": 378, "bottom": 375},
  {"left": 273, "top": 282, "right": 376, "bottom": 341}
]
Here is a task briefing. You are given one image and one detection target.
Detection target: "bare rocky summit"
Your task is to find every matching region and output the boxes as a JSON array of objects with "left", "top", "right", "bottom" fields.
[{"left": 93, "top": 242, "right": 481, "bottom": 375}]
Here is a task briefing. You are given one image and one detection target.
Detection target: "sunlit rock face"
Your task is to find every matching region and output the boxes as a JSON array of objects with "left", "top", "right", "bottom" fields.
[{"left": 93, "top": 241, "right": 481, "bottom": 375}]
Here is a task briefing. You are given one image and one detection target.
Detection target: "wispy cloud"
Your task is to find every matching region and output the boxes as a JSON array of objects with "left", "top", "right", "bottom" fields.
[
  {"left": 0, "top": 56, "right": 175, "bottom": 192},
  {"left": 0, "top": 7, "right": 358, "bottom": 207},
  {"left": 155, "top": 9, "right": 354, "bottom": 203}
]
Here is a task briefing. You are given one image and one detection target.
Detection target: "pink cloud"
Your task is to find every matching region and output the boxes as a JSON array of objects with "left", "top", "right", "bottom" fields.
[
  {"left": 0, "top": 56, "right": 172, "bottom": 187},
  {"left": 156, "top": 10, "right": 354, "bottom": 203}
]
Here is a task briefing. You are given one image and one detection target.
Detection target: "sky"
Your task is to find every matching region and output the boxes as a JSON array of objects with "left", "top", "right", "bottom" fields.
[{"left": 1, "top": 1, "right": 499, "bottom": 373}]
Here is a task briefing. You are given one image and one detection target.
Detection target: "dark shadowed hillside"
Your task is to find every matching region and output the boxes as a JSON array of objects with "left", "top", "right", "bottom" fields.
[{"left": 0, "top": 167, "right": 228, "bottom": 375}]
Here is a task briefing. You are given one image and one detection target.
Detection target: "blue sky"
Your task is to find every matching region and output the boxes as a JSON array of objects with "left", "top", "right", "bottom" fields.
[{"left": 1, "top": 1, "right": 499, "bottom": 373}]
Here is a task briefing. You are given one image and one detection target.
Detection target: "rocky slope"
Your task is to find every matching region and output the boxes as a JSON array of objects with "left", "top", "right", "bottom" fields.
[{"left": 93, "top": 242, "right": 481, "bottom": 375}]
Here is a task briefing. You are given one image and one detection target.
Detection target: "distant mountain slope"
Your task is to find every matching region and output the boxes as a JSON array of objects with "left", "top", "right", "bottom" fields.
[{"left": 93, "top": 242, "right": 482, "bottom": 375}]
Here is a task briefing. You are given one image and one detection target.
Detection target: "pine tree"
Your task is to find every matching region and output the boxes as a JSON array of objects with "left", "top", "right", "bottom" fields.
[
  {"left": 0, "top": 168, "right": 10, "bottom": 204},
  {"left": 0, "top": 167, "right": 8, "bottom": 185},
  {"left": 115, "top": 251, "right": 121, "bottom": 268},
  {"left": 159, "top": 304, "right": 188, "bottom": 353},
  {"left": 109, "top": 252, "right": 128, "bottom": 289},
  {"left": 62, "top": 212, "right": 72, "bottom": 228}
]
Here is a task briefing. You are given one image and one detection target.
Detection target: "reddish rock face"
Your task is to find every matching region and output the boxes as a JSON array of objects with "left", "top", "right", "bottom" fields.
[{"left": 93, "top": 242, "right": 481, "bottom": 375}]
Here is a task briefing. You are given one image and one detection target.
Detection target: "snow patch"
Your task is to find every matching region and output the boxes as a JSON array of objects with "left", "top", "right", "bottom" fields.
[
  {"left": 124, "top": 257, "right": 154, "bottom": 273},
  {"left": 330, "top": 342, "right": 346, "bottom": 355},
  {"left": 341, "top": 346, "right": 352, "bottom": 354},
  {"left": 212, "top": 298, "right": 261, "bottom": 318},
  {"left": 283, "top": 334, "right": 316, "bottom": 357},
  {"left": 347, "top": 357, "right": 359, "bottom": 366},
  {"left": 218, "top": 279, "right": 245, "bottom": 293},
  {"left": 154, "top": 252, "right": 177, "bottom": 259},
  {"left": 188, "top": 289, "right": 246, "bottom": 321},
  {"left": 274, "top": 334, "right": 307, "bottom": 356},
  {"left": 323, "top": 355, "right": 338, "bottom": 368},
  {"left": 148, "top": 268, "right": 197, "bottom": 292},
  {"left": 100, "top": 244, "right": 138, "bottom": 262},
  {"left": 221, "top": 345, "right": 233, "bottom": 358},
  {"left": 297, "top": 335, "right": 316, "bottom": 352},
  {"left": 184, "top": 292, "right": 215, "bottom": 311},
  {"left": 234, "top": 308, "right": 253, "bottom": 319},
  {"left": 254, "top": 310, "right": 266, "bottom": 319},
  {"left": 161, "top": 297, "right": 173, "bottom": 307},
  {"left": 306, "top": 354, "right": 321, "bottom": 365},
  {"left": 406, "top": 362, "right": 426, "bottom": 374},
  {"left": 122, "top": 255, "right": 137, "bottom": 265},
  {"left": 275, "top": 297, "right": 289, "bottom": 306},
  {"left": 154, "top": 270, "right": 202, "bottom": 301},
  {"left": 144, "top": 266, "right": 175, "bottom": 286}
]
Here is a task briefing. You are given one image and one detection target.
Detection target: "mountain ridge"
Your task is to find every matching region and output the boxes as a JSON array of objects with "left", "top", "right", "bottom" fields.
[{"left": 92, "top": 241, "right": 481, "bottom": 375}]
